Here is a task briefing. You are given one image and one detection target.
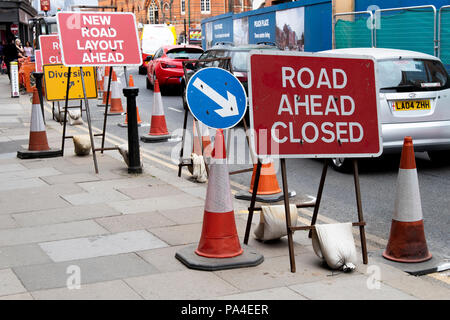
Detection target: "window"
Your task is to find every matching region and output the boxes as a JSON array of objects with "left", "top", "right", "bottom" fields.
[
  {"left": 181, "top": 0, "right": 185, "bottom": 15},
  {"left": 201, "top": 0, "right": 210, "bottom": 14},
  {"left": 148, "top": 4, "right": 158, "bottom": 24}
]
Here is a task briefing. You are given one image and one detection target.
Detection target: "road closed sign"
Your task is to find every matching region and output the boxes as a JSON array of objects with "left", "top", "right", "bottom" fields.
[
  {"left": 56, "top": 12, "right": 142, "bottom": 67},
  {"left": 39, "top": 35, "right": 62, "bottom": 65},
  {"left": 248, "top": 51, "right": 382, "bottom": 158}
]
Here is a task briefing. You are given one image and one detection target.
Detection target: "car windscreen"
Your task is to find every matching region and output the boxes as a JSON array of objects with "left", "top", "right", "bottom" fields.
[
  {"left": 166, "top": 48, "right": 203, "bottom": 60},
  {"left": 230, "top": 51, "right": 249, "bottom": 72},
  {"left": 378, "top": 58, "right": 450, "bottom": 92}
]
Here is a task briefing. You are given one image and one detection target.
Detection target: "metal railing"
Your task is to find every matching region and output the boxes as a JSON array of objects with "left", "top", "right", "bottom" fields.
[{"left": 333, "top": 11, "right": 374, "bottom": 49}]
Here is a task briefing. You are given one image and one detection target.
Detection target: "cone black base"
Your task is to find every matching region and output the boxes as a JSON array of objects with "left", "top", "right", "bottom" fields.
[
  {"left": 175, "top": 244, "right": 264, "bottom": 271},
  {"left": 17, "top": 148, "right": 63, "bottom": 159},
  {"left": 235, "top": 190, "right": 298, "bottom": 203},
  {"left": 140, "top": 134, "right": 171, "bottom": 142}
]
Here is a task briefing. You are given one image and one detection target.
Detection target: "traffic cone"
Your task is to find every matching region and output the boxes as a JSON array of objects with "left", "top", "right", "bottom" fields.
[
  {"left": 196, "top": 129, "right": 243, "bottom": 258},
  {"left": 99, "top": 67, "right": 110, "bottom": 106},
  {"left": 383, "top": 136, "right": 432, "bottom": 263},
  {"left": 175, "top": 129, "right": 264, "bottom": 270},
  {"left": 107, "top": 70, "right": 125, "bottom": 115},
  {"left": 249, "top": 161, "right": 282, "bottom": 195},
  {"left": 17, "top": 88, "right": 62, "bottom": 159},
  {"left": 97, "top": 67, "right": 104, "bottom": 99},
  {"left": 118, "top": 75, "right": 144, "bottom": 127},
  {"left": 140, "top": 79, "right": 171, "bottom": 142},
  {"left": 193, "top": 119, "right": 212, "bottom": 157}
]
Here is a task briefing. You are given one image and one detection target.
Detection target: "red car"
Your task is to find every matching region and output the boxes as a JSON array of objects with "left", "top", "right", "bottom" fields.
[{"left": 146, "top": 44, "right": 204, "bottom": 93}]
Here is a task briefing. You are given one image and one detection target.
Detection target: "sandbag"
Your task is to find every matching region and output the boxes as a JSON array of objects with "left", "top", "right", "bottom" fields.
[
  {"left": 68, "top": 110, "right": 84, "bottom": 126},
  {"left": 190, "top": 153, "right": 207, "bottom": 183},
  {"left": 72, "top": 135, "right": 91, "bottom": 156},
  {"left": 312, "top": 223, "right": 357, "bottom": 272},
  {"left": 254, "top": 204, "right": 298, "bottom": 241},
  {"left": 117, "top": 144, "right": 143, "bottom": 168}
]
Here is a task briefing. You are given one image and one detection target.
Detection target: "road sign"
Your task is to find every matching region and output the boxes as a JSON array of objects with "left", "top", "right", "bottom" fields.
[
  {"left": 35, "top": 50, "right": 42, "bottom": 73},
  {"left": 186, "top": 67, "right": 247, "bottom": 129},
  {"left": 43, "top": 64, "right": 97, "bottom": 101},
  {"left": 10, "top": 24, "right": 18, "bottom": 35},
  {"left": 41, "top": 0, "right": 50, "bottom": 12},
  {"left": 56, "top": 12, "right": 142, "bottom": 67},
  {"left": 39, "top": 35, "right": 62, "bottom": 65},
  {"left": 248, "top": 51, "right": 382, "bottom": 158}
]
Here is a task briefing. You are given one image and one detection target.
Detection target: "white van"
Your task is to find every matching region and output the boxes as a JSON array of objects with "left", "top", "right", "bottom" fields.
[{"left": 139, "top": 24, "right": 177, "bottom": 74}]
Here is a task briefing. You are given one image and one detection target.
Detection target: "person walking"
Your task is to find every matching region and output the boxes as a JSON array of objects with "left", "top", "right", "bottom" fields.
[
  {"left": 0, "top": 40, "right": 5, "bottom": 73},
  {"left": 24, "top": 41, "right": 33, "bottom": 57},
  {"left": 3, "top": 37, "right": 18, "bottom": 80}
]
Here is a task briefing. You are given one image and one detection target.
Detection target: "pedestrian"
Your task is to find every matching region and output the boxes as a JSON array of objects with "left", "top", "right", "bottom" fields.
[
  {"left": 0, "top": 40, "right": 4, "bottom": 72},
  {"left": 15, "top": 38, "right": 25, "bottom": 59},
  {"left": 3, "top": 37, "right": 18, "bottom": 80},
  {"left": 24, "top": 41, "right": 33, "bottom": 57}
]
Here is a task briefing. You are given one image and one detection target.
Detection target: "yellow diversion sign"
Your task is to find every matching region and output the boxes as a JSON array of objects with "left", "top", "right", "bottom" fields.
[{"left": 43, "top": 64, "right": 97, "bottom": 101}]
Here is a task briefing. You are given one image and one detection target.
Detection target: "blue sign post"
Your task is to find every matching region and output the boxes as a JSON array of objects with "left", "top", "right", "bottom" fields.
[{"left": 186, "top": 68, "right": 247, "bottom": 129}]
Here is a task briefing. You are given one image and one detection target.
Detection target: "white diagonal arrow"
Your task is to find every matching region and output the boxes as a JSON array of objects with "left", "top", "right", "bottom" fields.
[{"left": 193, "top": 77, "right": 239, "bottom": 118}]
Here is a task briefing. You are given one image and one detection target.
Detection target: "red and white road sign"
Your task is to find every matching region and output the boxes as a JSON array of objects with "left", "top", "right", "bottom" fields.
[
  {"left": 56, "top": 12, "right": 142, "bottom": 67},
  {"left": 10, "top": 24, "right": 19, "bottom": 35},
  {"left": 248, "top": 51, "right": 382, "bottom": 158},
  {"left": 41, "top": 0, "right": 50, "bottom": 12},
  {"left": 35, "top": 50, "right": 42, "bottom": 73},
  {"left": 39, "top": 35, "right": 62, "bottom": 65}
]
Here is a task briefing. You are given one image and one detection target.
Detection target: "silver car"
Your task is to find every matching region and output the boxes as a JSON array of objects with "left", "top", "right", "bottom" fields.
[{"left": 321, "top": 48, "right": 450, "bottom": 172}]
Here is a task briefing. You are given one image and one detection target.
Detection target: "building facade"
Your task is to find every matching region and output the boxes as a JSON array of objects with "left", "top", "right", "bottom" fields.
[
  {"left": 98, "top": 0, "right": 252, "bottom": 42},
  {"left": 0, "top": 0, "right": 37, "bottom": 44}
]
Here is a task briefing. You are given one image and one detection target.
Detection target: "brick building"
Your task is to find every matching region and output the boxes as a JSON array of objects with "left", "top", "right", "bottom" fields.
[{"left": 98, "top": 0, "right": 252, "bottom": 41}]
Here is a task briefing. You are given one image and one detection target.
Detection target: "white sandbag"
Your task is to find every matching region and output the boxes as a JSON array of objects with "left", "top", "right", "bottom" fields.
[
  {"left": 190, "top": 153, "right": 207, "bottom": 183},
  {"left": 117, "top": 144, "right": 144, "bottom": 168},
  {"left": 68, "top": 110, "right": 84, "bottom": 126},
  {"left": 312, "top": 223, "right": 357, "bottom": 272},
  {"left": 72, "top": 135, "right": 91, "bottom": 156},
  {"left": 254, "top": 204, "right": 298, "bottom": 241}
]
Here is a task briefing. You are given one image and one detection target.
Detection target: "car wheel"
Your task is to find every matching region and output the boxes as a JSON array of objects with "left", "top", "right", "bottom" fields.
[
  {"left": 330, "top": 158, "right": 352, "bottom": 173},
  {"left": 139, "top": 66, "right": 146, "bottom": 75},
  {"left": 146, "top": 76, "right": 152, "bottom": 90},
  {"left": 427, "top": 150, "right": 450, "bottom": 165}
]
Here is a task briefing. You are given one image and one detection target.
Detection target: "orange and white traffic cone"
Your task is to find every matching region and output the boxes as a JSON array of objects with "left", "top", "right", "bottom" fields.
[
  {"left": 107, "top": 70, "right": 125, "bottom": 115},
  {"left": 383, "top": 136, "right": 432, "bottom": 263},
  {"left": 140, "top": 79, "right": 171, "bottom": 142},
  {"left": 98, "top": 67, "right": 110, "bottom": 107},
  {"left": 17, "top": 88, "right": 62, "bottom": 159},
  {"left": 118, "top": 75, "right": 145, "bottom": 127},
  {"left": 97, "top": 67, "right": 104, "bottom": 100},
  {"left": 175, "top": 129, "right": 263, "bottom": 270},
  {"left": 193, "top": 119, "right": 212, "bottom": 157}
]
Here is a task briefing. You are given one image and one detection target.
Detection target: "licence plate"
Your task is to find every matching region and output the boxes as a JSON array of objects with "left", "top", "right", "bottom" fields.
[{"left": 393, "top": 100, "right": 431, "bottom": 111}]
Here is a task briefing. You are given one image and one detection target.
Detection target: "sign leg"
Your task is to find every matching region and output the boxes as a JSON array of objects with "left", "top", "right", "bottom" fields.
[
  {"left": 352, "top": 159, "right": 368, "bottom": 264},
  {"left": 178, "top": 108, "right": 189, "bottom": 177},
  {"left": 281, "top": 159, "right": 296, "bottom": 273},
  {"left": 101, "top": 66, "right": 113, "bottom": 154},
  {"left": 80, "top": 67, "right": 99, "bottom": 174},
  {"left": 308, "top": 160, "right": 329, "bottom": 238},
  {"left": 61, "top": 67, "right": 72, "bottom": 156},
  {"left": 244, "top": 159, "right": 262, "bottom": 245}
]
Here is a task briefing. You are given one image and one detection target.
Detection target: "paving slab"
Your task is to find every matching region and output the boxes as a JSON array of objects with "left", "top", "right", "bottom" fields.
[
  {"left": 288, "top": 274, "right": 417, "bottom": 300},
  {"left": 31, "top": 280, "right": 142, "bottom": 300},
  {"left": 137, "top": 245, "right": 190, "bottom": 273},
  {"left": 39, "top": 230, "right": 168, "bottom": 262},
  {"left": 12, "top": 203, "right": 121, "bottom": 227},
  {"left": 0, "top": 293, "right": 34, "bottom": 300},
  {"left": 0, "top": 244, "right": 52, "bottom": 269},
  {"left": 0, "top": 167, "right": 61, "bottom": 181},
  {"left": 0, "top": 215, "right": 18, "bottom": 230},
  {"left": 116, "top": 184, "right": 182, "bottom": 200},
  {"left": 0, "top": 220, "right": 107, "bottom": 247},
  {"left": 61, "top": 190, "right": 131, "bottom": 206},
  {"left": 109, "top": 193, "right": 204, "bottom": 215},
  {"left": 213, "top": 253, "right": 341, "bottom": 292},
  {"left": 14, "top": 253, "right": 159, "bottom": 292},
  {"left": 125, "top": 270, "right": 239, "bottom": 300},
  {"left": 214, "top": 287, "right": 307, "bottom": 300},
  {"left": 158, "top": 206, "right": 205, "bottom": 225},
  {"left": 40, "top": 173, "right": 101, "bottom": 185},
  {"left": 0, "top": 268, "right": 26, "bottom": 297},
  {"left": 0, "top": 177, "right": 47, "bottom": 192},
  {"left": 95, "top": 211, "right": 176, "bottom": 233},
  {"left": 0, "top": 163, "right": 27, "bottom": 173}
]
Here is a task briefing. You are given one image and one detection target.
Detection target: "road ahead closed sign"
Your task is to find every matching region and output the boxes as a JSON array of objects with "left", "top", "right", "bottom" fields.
[
  {"left": 248, "top": 51, "right": 382, "bottom": 158},
  {"left": 56, "top": 12, "right": 142, "bottom": 67}
]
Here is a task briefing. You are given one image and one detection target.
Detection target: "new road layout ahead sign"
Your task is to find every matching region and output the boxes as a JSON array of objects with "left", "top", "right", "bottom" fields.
[
  {"left": 56, "top": 11, "right": 142, "bottom": 67},
  {"left": 248, "top": 51, "right": 382, "bottom": 158},
  {"left": 186, "top": 67, "right": 247, "bottom": 129}
]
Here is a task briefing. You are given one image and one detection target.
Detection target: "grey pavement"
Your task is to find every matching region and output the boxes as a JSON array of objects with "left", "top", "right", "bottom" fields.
[{"left": 0, "top": 75, "right": 448, "bottom": 300}]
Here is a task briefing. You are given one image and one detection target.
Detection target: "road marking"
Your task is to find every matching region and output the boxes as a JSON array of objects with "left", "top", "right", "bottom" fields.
[{"left": 168, "top": 107, "right": 182, "bottom": 113}]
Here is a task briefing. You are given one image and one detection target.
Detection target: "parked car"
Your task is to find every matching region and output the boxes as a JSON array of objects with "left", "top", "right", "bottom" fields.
[
  {"left": 139, "top": 24, "right": 177, "bottom": 75},
  {"left": 182, "top": 42, "right": 280, "bottom": 122},
  {"left": 146, "top": 44, "right": 204, "bottom": 93},
  {"left": 320, "top": 48, "right": 450, "bottom": 172}
]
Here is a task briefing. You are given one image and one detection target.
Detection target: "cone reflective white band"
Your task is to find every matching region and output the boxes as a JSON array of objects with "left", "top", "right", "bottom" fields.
[
  {"left": 30, "top": 103, "right": 46, "bottom": 132},
  {"left": 394, "top": 168, "right": 423, "bottom": 222},
  {"left": 152, "top": 91, "right": 164, "bottom": 116},
  {"left": 204, "top": 161, "right": 234, "bottom": 213},
  {"left": 111, "top": 78, "right": 121, "bottom": 99}
]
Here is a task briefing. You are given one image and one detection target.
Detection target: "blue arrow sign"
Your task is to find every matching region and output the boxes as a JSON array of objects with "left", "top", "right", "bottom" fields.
[{"left": 186, "top": 67, "right": 247, "bottom": 129}]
